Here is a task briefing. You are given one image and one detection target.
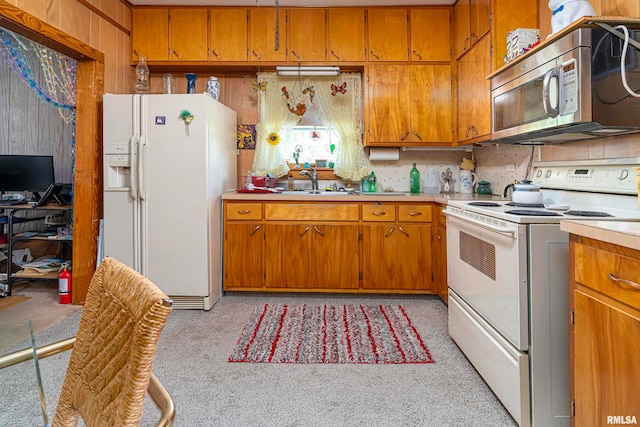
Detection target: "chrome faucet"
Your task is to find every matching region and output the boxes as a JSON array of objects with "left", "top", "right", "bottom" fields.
[{"left": 300, "top": 167, "right": 318, "bottom": 191}]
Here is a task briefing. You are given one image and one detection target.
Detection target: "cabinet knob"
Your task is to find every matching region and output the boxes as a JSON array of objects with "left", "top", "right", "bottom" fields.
[
  {"left": 172, "top": 50, "right": 182, "bottom": 60},
  {"left": 400, "top": 132, "right": 410, "bottom": 141},
  {"left": 291, "top": 50, "right": 301, "bottom": 61},
  {"left": 211, "top": 49, "right": 221, "bottom": 60},
  {"left": 330, "top": 50, "right": 340, "bottom": 60},
  {"left": 413, "top": 132, "right": 422, "bottom": 141},
  {"left": 412, "top": 50, "right": 422, "bottom": 60},
  {"left": 370, "top": 50, "right": 380, "bottom": 60},
  {"left": 251, "top": 50, "right": 261, "bottom": 60},
  {"left": 385, "top": 226, "right": 395, "bottom": 238},
  {"left": 313, "top": 225, "right": 324, "bottom": 237},
  {"left": 398, "top": 226, "right": 409, "bottom": 237}
]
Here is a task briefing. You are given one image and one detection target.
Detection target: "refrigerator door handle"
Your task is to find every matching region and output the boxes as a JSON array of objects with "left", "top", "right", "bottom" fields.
[
  {"left": 129, "top": 134, "right": 138, "bottom": 200},
  {"left": 138, "top": 133, "right": 146, "bottom": 201}
]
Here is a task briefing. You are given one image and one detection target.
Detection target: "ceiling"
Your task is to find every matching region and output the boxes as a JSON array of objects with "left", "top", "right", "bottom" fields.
[{"left": 127, "top": 0, "right": 455, "bottom": 6}]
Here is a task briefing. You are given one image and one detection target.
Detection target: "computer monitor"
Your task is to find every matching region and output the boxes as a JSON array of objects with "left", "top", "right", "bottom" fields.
[{"left": 0, "top": 155, "right": 55, "bottom": 194}]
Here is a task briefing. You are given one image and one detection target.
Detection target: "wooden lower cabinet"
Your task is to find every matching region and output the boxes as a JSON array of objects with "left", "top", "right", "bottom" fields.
[
  {"left": 265, "top": 223, "right": 359, "bottom": 290},
  {"left": 362, "top": 223, "right": 432, "bottom": 291},
  {"left": 432, "top": 204, "right": 448, "bottom": 303},
  {"left": 224, "top": 222, "right": 264, "bottom": 289},
  {"left": 570, "top": 235, "right": 640, "bottom": 426},
  {"left": 223, "top": 200, "right": 436, "bottom": 294}
]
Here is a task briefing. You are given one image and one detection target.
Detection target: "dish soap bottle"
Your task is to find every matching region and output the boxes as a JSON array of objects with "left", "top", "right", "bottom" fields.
[
  {"left": 288, "top": 173, "right": 294, "bottom": 190},
  {"left": 410, "top": 163, "right": 420, "bottom": 194},
  {"left": 369, "top": 171, "right": 377, "bottom": 192}
]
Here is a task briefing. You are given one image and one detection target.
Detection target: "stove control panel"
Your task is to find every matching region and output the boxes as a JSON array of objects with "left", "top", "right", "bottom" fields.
[{"left": 532, "top": 162, "right": 638, "bottom": 194}]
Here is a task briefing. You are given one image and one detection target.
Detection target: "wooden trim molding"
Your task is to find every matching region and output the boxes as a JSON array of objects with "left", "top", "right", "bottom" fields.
[
  {"left": 76, "top": 0, "right": 131, "bottom": 36},
  {"left": 0, "top": 0, "right": 104, "bottom": 304}
]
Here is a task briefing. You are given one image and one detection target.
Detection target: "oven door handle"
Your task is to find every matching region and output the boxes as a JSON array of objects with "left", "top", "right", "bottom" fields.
[{"left": 444, "top": 209, "right": 516, "bottom": 238}]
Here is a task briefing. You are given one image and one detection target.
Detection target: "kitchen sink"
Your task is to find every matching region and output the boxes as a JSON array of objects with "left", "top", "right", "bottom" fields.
[{"left": 281, "top": 190, "right": 355, "bottom": 196}]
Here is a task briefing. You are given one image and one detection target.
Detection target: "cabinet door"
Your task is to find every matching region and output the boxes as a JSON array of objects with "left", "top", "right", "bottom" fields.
[
  {"left": 362, "top": 224, "right": 398, "bottom": 289},
  {"left": 224, "top": 223, "right": 263, "bottom": 289},
  {"left": 309, "top": 224, "right": 359, "bottom": 289},
  {"left": 410, "top": 8, "right": 451, "bottom": 62},
  {"left": 210, "top": 8, "right": 248, "bottom": 61},
  {"left": 410, "top": 65, "right": 453, "bottom": 144},
  {"left": 453, "top": 0, "right": 470, "bottom": 59},
  {"left": 328, "top": 8, "right": 365, "bottom": 62},
  {"left": 457, "top": 35, "right": 491, "bottom": 143},
  {"left": 265, "top": 223, "right": 307, "bottom": 288},
  {"left": 573, "top": 290, "right": 640, "bottom": 426},
  {"left": 132, "top": 8, "right": 169, "bottom": 61},
  {"left": 396, "top": 224, "right": 432, "bottom": 291},
  {"left": 289, "top": 9, "right": 326, "bottom": 63},
  {"left": 169, "top": 8, "right": 208, "bottom": 61},
  {"left": 434, "top": 222, "right": 448, "bottom": 302},
  {"left": 249, "top": 8, "right": 287, "bottom": 62},
  {"left": 368, "top": 65, "right": 411, "bottom": 144},
  {"left": 367, "top": 9, "right": 409, "bottom": 61},
  {"left": 470, "top": 0, "right": 491, "bottom": 46}
]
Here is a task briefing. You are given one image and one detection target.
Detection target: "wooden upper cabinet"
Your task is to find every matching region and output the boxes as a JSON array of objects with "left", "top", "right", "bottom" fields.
[
  {"left": 368, "top": 65, "right": 452, "bottom": 145},
  {"left": 410, "top": 8, "right": 451, "bottom": 62},
  {"left": 132, "top": 8, "right": 169, "bottom": 61},
  {"left": 453, "top": 0, "right": 470, "bottom": 59},
  {"left": 289, "top": 9, "right": 326, "bottom": 63},
  {"left": 368, "top": 65, "right": 411, "bottom": 143},
  {"left": 210, "top": 8, "right": 248, "bottom": 62},
  {"left": 453, "top": 0, "right": 490, "bottom": 59},
  {"left": 169, "top": 8, "right": 208, "bottom": 61},
  {"left": 470, "top": 0, "right": 490, "bottom": 45},
  {"left": 249, "top": 8, "right": 287, "bottom": 62},
  {"left": 457, "top": 34, "right": 491, "bottom": 143},
  {"left": 411, "top": 65, "right": 453, "bottom": 143},
  {"left": 328, "top": 8, "right": 366, "bottom": 62},
  {"left": 367, "top": 9, "right": 409, "bottom": 61}
]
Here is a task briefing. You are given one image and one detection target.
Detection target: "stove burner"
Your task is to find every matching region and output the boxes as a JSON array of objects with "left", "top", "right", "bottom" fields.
[
  {"left": 564, "top": 210, "right": 614, "bottom": 217},
  {"left": 505, "top": 209, "right": 562, "bottom": 216},
  {"left": 506, "top": 202, "right": 545, "bottom": 208},
  {"left": 468, "top": 202, "right": 501, "bottom": 207}
]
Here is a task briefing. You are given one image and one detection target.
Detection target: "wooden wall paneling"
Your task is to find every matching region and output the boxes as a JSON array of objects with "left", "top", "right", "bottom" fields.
[
  {"left": 600, "top": 0, "right": 637, "bottom": 16},
  {"left": 61, "top": 0, "right": 91, "bottom": 47}
]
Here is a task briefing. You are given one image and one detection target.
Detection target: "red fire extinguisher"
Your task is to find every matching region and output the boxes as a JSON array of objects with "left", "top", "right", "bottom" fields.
[{"left": 58, "top": 262, "right": 72, "bottom": 304}]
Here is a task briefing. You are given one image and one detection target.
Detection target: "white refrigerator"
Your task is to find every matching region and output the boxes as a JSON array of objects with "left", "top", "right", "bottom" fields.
[{"left": 102, "top": 93, "right": 237, "bottom": 310}]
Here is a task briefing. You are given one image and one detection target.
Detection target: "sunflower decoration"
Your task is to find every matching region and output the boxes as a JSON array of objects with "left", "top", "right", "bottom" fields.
[{"left": 267, "top": 132, "right": 281, "bottom": 146}]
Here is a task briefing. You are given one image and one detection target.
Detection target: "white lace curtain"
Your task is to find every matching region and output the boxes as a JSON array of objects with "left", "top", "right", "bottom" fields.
[{"left": 252, "top": 72, "right": 369, "bottom": 180}]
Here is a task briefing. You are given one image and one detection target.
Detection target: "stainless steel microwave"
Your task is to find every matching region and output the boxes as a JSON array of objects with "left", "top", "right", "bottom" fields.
[{"left": 491, "top": 27, "right": 640, "bottom": 144}]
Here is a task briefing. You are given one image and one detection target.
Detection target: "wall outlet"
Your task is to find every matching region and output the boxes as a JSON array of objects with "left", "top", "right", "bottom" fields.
[{"left": 506, "top": 163, "right": 516, "bottom": 172}]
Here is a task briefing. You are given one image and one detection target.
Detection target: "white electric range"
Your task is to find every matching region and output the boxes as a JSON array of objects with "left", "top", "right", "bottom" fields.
[{"left": 444, "top": 158, "right": 640, "bottom": 427}]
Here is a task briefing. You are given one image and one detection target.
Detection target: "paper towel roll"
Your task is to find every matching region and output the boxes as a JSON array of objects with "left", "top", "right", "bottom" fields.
[{"left": 369, "top": 147, "right": 400, "bottom": 161}]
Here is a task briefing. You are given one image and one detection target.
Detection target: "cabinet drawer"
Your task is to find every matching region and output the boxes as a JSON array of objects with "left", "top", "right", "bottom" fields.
[
  {"left": 362, "top": 204, "right": 396, "bottom": 222},
  {"left": 226, "top": 203, "right": 262, "bottom": 220},
  {"left": 398, "top": 204, "right": 432, "bottom": 222},
  {"left": 265, "top": 203, "right": 359, "bottom": 221},
  {"left": 575, "top": 243, "right": 640, "bottom": 310}
]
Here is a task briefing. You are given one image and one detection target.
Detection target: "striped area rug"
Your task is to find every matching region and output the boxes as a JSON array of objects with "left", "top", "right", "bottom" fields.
[{"left": 228, "top": 304, "right": 434, "bottom": 364}]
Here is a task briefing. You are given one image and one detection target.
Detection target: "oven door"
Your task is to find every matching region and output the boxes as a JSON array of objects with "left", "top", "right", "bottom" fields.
[{"left": 445, "top": 210, "right": 529, "bottom": 350}]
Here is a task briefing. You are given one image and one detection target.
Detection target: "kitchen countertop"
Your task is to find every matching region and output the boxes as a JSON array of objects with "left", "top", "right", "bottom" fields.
[
  {"left": 222, "top": 191, "right": 505, "bottom": 204},
  {"left": 560, "top": 220, "right": 640, "bottom": 251}
]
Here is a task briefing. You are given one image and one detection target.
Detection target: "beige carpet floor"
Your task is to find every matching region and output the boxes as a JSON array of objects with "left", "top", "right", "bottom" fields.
[{"left": 0, "top": 280, "right": 81, "bottom": 354}]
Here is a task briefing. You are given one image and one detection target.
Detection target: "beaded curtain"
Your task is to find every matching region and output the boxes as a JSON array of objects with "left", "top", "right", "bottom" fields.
[
  {"left": 0, "top": 28, "right": 77, "bottom": 122},
  {"left": 253, "top": 72, "right": 369, "bottom": 180}
]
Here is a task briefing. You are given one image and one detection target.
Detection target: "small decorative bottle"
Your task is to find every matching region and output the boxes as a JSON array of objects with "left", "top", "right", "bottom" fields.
[
  {"left": 369, "top": 171, "right": 377, "bottom": 192},
  {"left": 410, "top": 163, "right": 421, "bottom": 194},
  {"left": 288, "top": 174, "right": 294, "bottom": 190},
  {"left": 135, "top": 55, "right": 150, "bottom": 94},
  {"left": 207, "top": 76, "right": 220, "bottom": 100}
]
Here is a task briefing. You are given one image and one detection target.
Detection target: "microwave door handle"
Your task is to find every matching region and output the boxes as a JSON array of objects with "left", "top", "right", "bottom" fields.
[{"left": 543, "top": 68, "right": 559, "bottom": 118}]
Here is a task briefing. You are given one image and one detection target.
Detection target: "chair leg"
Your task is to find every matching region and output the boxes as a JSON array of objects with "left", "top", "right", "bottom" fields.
[{"left": 147, "top": 372, "right": 176, "bottom": 427}]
